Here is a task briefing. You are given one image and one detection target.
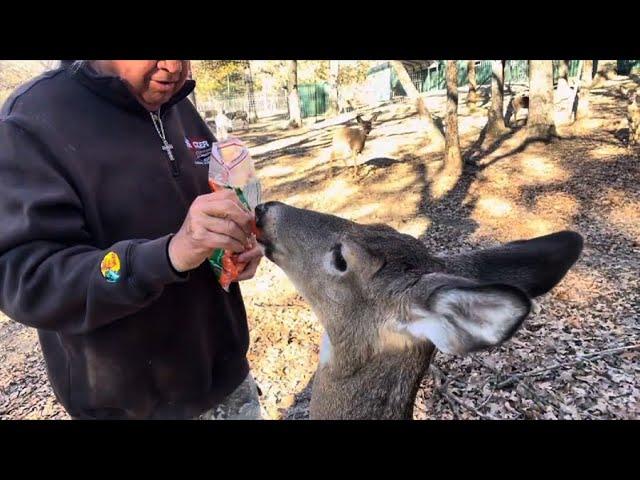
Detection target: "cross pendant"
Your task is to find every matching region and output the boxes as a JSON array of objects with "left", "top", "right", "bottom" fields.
[{"left": 161, "top": 141, "right": 175, "bottom": 162}]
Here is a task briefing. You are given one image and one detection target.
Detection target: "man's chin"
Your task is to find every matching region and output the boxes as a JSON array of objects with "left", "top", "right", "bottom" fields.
[{"left": 140, "top": 94, "right": 175, "bottom": 111}]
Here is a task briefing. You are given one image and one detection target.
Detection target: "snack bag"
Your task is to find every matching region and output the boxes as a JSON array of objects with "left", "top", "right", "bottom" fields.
[{"left": 208, "top": 137, "right": 261, "bottom": 291}]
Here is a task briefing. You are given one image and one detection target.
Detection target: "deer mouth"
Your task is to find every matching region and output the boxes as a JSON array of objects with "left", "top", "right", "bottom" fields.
[
  {"left": 253, "top": 210, "right": 275, "bottom": 260},
  {"left": 256, "top": 236, "right": 275, "bottom": 261},
  {"left": 254, "top": 201, "right": 305, "bottom": 264}
]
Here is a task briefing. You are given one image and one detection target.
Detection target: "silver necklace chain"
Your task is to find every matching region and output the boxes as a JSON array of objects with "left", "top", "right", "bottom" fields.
[
  {"left": 150, "top": 110, "right": 168, "bottom": 144},
  {"left": 150, "top": 109, "right": 179, "bottom": 175}
]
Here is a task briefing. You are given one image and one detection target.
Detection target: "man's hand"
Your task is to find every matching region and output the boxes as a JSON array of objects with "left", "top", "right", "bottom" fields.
[
  {"left": 235, "top": 244, "right": 263, "bottom": 281},
  {"left": 168, "top": 189, "right": 253, "bottom": 273}
]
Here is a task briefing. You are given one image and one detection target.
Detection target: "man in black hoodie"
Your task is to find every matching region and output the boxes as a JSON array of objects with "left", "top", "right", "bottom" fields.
[{"left": 0, "top": 60, "right": 264, "bottom": 419}]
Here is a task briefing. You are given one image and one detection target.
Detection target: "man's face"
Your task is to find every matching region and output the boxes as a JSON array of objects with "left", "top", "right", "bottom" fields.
[{"left": 97, "top": 60, "right": 190, "bottom": 111}]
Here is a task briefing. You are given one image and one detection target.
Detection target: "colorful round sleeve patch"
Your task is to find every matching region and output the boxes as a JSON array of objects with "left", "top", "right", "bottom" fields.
[{"left": 100, "top": 251, "right": 121, "bottom": 283}]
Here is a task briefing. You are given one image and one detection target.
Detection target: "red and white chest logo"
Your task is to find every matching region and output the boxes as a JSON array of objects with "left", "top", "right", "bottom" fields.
[{"left": 184, "top": 137, "right": 212, "bottom": 165}]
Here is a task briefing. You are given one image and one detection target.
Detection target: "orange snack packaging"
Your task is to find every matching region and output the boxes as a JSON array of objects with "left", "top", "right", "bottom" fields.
[{"left": 207, "top": 137, "right": 261, "bottom": 291}]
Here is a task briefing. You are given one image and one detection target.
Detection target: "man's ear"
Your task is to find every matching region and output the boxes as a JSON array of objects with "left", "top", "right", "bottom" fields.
[{"left": 398, "top": 277, "right": 531, "bottom": 355}]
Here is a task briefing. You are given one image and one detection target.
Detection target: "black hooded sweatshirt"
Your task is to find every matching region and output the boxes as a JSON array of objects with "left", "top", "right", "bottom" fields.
[{"left": 0, "top": 64, "right": 250, "bottom": 419}]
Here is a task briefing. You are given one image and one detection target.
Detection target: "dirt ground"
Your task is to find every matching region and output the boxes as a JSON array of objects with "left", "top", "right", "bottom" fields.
[{"left": 1, "top": 78, "right": 638, "bottom": 420}]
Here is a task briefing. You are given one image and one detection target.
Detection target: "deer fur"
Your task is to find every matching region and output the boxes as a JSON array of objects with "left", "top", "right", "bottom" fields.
[
  {"left": 254, "top": 201, "right": 583, "bottom": 420},
  {"left": 331, "top": 112, "right": 380, "bottom": 175}
]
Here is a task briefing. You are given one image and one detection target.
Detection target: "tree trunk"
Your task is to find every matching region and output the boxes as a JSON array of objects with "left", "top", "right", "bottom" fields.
[
  {"left": 486, "top": 60, "right": 508, "bottom": 136},
  {"left": 581, "top": 60, "right": 594, "bottom": 85},
  {"left": 244, "top": 61, "right": 258, "bottom": 123},
  {"left": 328, "top": 60, "right": 339, "bottom": 116},
  {"left": 287, "top": 60, "right": 301, "bottom": 128},
  {"left": 445, "top": 60, "right": 462, "bottom": 175},
  {"left": 576, "top": 60, "right": 591, "bottom": 120},
  {"left": 555, "top": 60, "right": 575, "bottom": 124},
  {"left": 467, "top": 60, "right": 479, "bottom": 106},
  {"left": 557, "top": 60, "right": 571, "bottom": 97},
  {"left": 527, "top": 60, "right": 556, "bottom": 139},
  {"left": 558, "top": 60, "right": 570, "bottom": 83},
  {"left": 593, "top": 60, "right": 617, "bottom": 85},
  {"left": 390, "top": 60, "right": 445, "bottom": 147}
]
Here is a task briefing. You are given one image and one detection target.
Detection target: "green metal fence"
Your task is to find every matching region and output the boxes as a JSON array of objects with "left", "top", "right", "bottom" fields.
[
  {"left": 305, "top": 60, "right": 640, "bottom": 116},
  {"left": 387, "top": 60, "right": 607, "bottom": 96},
  {"left": 458, "top": 60, "right": 493, "bottom": 86},
  {"left": 505, "top": 60, "right": 529, "bottom": 84},
  {"left": 298, "top": 83, "right": 329, "bottom": 119}
]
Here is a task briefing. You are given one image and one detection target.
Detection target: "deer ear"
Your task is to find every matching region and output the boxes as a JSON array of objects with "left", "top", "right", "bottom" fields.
[
  {"left": 441, "top": 230, "right": 583, "bottom": 298},
  {"left": 400, "top": 277, "right": 531, "bottom": 355}
]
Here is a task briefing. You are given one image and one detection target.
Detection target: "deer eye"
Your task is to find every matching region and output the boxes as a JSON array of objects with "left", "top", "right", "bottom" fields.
[{"left": 331, "top": 243, "right": 347, "bottom": 272}]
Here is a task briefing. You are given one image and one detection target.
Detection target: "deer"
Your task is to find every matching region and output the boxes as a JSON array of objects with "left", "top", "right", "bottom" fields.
[
  {"left": 506, "top": 93, "right": 530, "bottom": 127},
  {"left": 227, "top": 110, "right": 250, "bottom": 129},
  {"left": 330, "top": 112, "right": 380, "bottom": 176},
  {"left": 254, "top": 201, "right": 584, "bottom": 420}
]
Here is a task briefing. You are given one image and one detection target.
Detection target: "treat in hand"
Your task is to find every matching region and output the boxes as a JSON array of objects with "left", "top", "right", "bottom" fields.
[{"left": 207, "top": 138, "right": 261, "bottom": 291}]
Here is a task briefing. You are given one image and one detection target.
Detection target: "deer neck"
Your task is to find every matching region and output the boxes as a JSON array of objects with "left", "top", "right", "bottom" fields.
[{"left": 309, "top": 331, "right": 435, "bottom": 420}]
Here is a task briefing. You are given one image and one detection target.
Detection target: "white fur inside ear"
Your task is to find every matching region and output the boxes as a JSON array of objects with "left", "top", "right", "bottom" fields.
[
  {"left": 398, "top": 308, "right": 459, "bottom": 354},
  {"left": 401, "top": 288, "right": 529, "bottom": 355},
  {"left": 438, "top": 289, "right": 525, "bottom": 343}
]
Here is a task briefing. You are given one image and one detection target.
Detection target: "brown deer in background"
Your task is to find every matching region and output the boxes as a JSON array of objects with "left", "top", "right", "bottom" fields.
[
  {"left": 506, "top": 93, "right": 530, "bottom": 127},
  {"left": 330, "top": 112, "right": 381, "bottom": 176}
]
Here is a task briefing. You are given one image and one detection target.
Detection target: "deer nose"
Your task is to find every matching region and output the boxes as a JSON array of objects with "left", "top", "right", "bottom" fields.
[{"left": 254, "top": 202, "right": 274, "bottom": 227}]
